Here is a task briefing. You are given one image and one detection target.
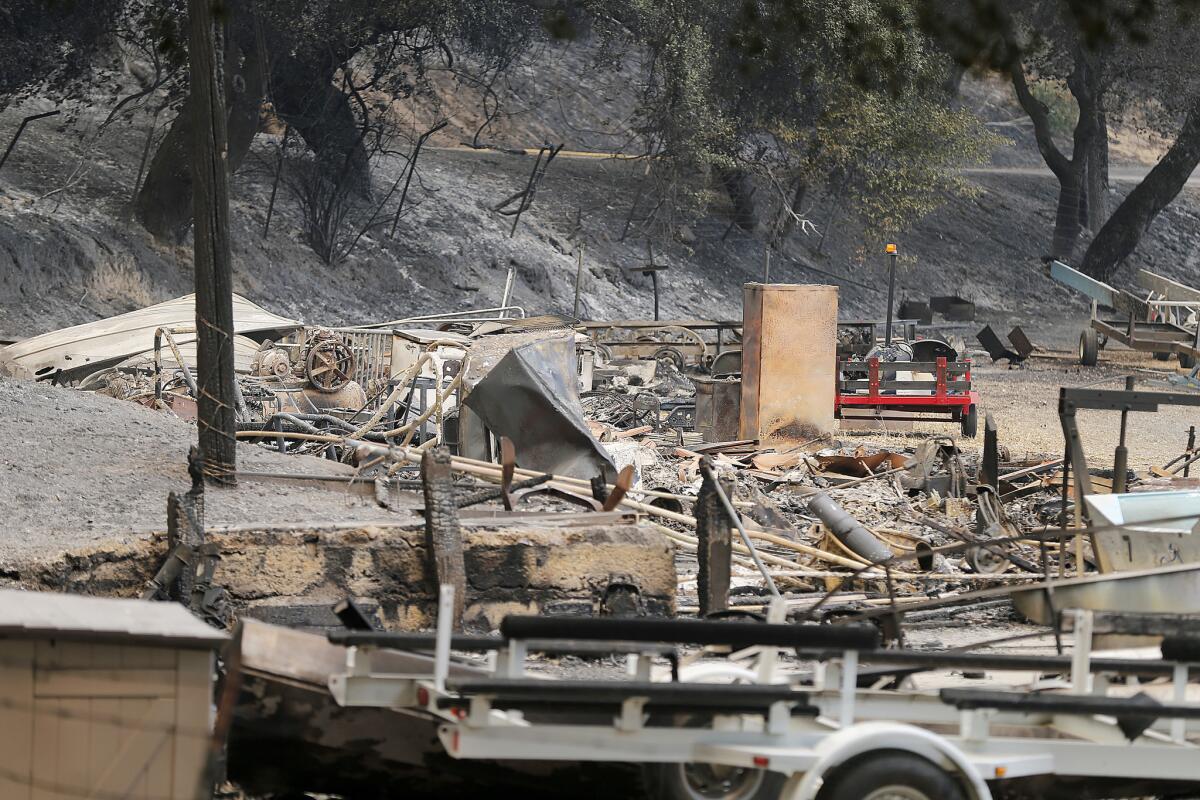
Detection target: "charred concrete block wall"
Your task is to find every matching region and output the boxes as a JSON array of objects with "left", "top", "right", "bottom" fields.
[{"left": 13, "top": 521, "right": 676, "bottom": 630}]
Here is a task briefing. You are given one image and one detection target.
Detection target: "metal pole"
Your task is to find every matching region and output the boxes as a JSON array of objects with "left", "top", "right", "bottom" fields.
[
  {"left": 763, "top": 248, "right": 771, "bottom": 283},
  {"left": 572, "top": 246, "right": 584, "bottom": 320},
  {"left": 1112, "top": 376, "right": 1135, "bottom": 493},
  {"left": 500, "top": 266, "right": 515, "bottom": 319},
  {"left": 1186, "top": 426, "right": 1196, "bottom": 478},
  {"left": 434, "top": 583, "right": 454, "bottom": 693},
  {"left": 701, "top": 463, "right": 781, "bottom": 598},
  {"left": 884, "top": 248, "right": 898, "bottom": 345},
  {"left": 651, "top": 270, "right": 660, "bottom": 322}
]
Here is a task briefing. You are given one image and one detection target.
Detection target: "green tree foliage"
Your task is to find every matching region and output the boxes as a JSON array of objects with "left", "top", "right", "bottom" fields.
[
  {"left": 813, "top": 88, "right": 999, "bottom": 236},
  {"left": 591, "top": 0, "right": 998, "bottom": 239}
]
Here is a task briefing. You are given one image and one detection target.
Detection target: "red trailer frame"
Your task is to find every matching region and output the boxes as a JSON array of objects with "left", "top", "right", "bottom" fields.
[{"left": 836, "top": 356, "right": 979, "bottom": 437}]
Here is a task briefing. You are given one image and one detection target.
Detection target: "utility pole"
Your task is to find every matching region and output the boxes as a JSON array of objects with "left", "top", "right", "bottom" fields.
[{"left": 190, "top": 0, "right": 237, "bottom": 485}]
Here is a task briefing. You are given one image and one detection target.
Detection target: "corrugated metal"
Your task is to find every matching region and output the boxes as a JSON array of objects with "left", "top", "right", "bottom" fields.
[{"left": 4, "top": 293, "right": 301, "bottom": 378}]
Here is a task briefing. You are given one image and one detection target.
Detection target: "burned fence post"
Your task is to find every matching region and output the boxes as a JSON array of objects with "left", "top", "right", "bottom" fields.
[
  {"left": 423, "top": 447, "right": 466, "bottom": 628},
  {"left": 696, "top": 457, "right": 732, "bottom": 616},
  {"left": 166, "top": 447, "right": 207, "bottom": 603}
]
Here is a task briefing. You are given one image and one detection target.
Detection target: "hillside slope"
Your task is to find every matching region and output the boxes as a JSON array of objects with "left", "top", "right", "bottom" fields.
[{"left": 2, "top": 41, "right": 1199, "bottom": 347}]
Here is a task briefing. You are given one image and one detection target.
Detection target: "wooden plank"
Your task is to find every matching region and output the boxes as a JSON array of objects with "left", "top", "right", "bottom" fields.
[
  {"left": 0, "top": 641, "right": 35, "bottom": 800},
  {"left": 52, "top": 642, "right": 91, "bottom": 800},
  {"left": 30, "top": 696, "right": 60, "bottom": 800},
  {"left": 121, "top": 645, "right": 177, "bottom": 669},
  {"left": 840, "top": 380, "right": 972, "bottom": 391},
  {"left": 35, "top": 669, "right": 177, "bottom": 699},
  {"left": 141, "top": 696, "right": 175, "bottom": 800},
  {"left": 30, "top": 641, "right": 75, "bottom": 800},
  {"left": 57, "top": 696, "right": 91, "bottom": 800},
  {"left": 86, "top": 644, "right": 122, "bottom": 800},
  {"left": 88, "top": 698, "right": 174, "bottom": 800},
  {"left": 1138, "top": 268, "right": 1200, "bottom": 302},
  {"left": 172, "top": 651, "right": 210, "bottom": 799},
  {"left": 840, "top": 361, "right": 970, "bottom": 373}
]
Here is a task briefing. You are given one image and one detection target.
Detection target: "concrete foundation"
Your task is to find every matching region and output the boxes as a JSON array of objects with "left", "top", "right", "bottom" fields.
[{"left": 14, "top": 519, "right": 677, "bottom": 630}]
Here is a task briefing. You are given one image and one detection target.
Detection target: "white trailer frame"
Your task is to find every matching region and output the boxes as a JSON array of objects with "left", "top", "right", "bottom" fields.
[{"left": 327, "top": 595, "right": 1200, "bottom": 800}]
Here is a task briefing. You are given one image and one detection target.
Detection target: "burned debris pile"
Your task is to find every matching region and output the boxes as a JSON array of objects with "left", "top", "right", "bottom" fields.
[{"left": 7, "top": 277, "right": 1200, "bottom": 799}]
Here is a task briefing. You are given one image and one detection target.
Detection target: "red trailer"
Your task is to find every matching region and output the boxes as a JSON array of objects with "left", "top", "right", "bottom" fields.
[{"left": 836, "top": 356, "right": 979, "bottom": 437}]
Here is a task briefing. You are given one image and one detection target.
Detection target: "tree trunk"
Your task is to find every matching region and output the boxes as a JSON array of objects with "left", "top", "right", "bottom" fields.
[
  {"left": 1083, "top": 108, "right": 1109, "bottom": 232},
  {"left": 1051, "top": 166, "right": 1085, "bottom": 259},
  {"left": 716, "top": 166, "right": 757, "bottom": 231},
  {"left": 136, "top": 9, "right": 265, "bottom": 242},
  {"left": 270, "top": 54, "right": 371, "bottom": 196},
  {"left": 190, "top": 0, "right": 237, "bottom": 485},
  {"left": 1009, "top": 49, "right": 1099, "bottom": 261},
  {"left": 1080, "top": 104, "right": 1200, "bottom": 281}
]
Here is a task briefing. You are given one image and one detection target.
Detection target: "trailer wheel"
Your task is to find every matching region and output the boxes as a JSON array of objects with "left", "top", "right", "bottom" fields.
[
  {"left": 1179, "top": 352, "right": 1196, "bottom": 369},
  {"left": 642, "top": 762, "right": 785, "bottom": 800},
  {"left": 818, "top": 751, "right": 966, "bottom": 800},
  {"left": 1079, "top": 329, "right": 1099, "bottom": 366},
  {"left": 960, "top": 405, "right": 978, "bottom": 439}
]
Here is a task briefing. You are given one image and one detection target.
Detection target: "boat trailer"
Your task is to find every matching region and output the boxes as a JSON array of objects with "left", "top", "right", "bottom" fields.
[
  {"left": 1048, "top": 260, "right": 1200, "bottom": 368},
  {"left": 326, "top": 590, "right": 1200, "bottom": 800}
]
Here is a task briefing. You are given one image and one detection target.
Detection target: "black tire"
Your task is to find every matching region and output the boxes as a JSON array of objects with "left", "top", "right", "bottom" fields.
[
  {"left": 818, "top": 751, "right": 967, "bottom": 800},
  {"left": 1079, "top": 329, "right": 1099, "bottom": 366},
  {"left": 1179, "top": 352, "right": 1197, "bottom": 369},
  {"left": 960, "top": 405, "right": 978, "bottom": 439},
  {"left": 641, "top": 762, "right": 785, "bottom": 800},
  {"left": 1154, "top": 351, "right": 1171, "bottom": 361}
]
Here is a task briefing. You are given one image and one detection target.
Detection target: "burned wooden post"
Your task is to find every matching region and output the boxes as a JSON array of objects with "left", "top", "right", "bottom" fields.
[
  {"left": 166, "top": 446, "right": 207, "bottom": 602},
  {"left": 980, "top": 412, "right": 999, "bottom": 489},
  {"left": 422, "top": 447, "right": 466, "bottom": 628},
  {"left": 190, "top": 0, "right": 238, "bottom": 485},
  {"left": 696, "top": 457, "right": 732, "bottom": 616}
]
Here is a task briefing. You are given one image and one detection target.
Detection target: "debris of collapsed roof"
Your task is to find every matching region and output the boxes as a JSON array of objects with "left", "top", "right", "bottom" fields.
[{"left": 18, "top": 297, "right": 1200, "bottom": 638}]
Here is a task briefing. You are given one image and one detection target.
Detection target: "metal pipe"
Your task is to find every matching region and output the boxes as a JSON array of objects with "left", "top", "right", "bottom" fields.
[
  {"left": 357, "top": 305, "right": 528, "bottom": 329},
  {"left": 573, "top": 247, "right": 584, "bottom": 320},
  {"left": 1113, "top": 376, "right": 1135, "bottom": 493},
  {"left": 884, "top": 249, "right": 898, "bottom": 345},
  {"left": 701, "top": 464, "right": 780, "bottom": 598},
  {"left": 805, "top": 492, "right": 893, "bottom": 563}
]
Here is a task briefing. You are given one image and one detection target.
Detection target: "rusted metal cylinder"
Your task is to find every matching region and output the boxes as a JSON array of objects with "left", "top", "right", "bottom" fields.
[{"left": 806, "top": 491, "right": 893, "bottom": 564}]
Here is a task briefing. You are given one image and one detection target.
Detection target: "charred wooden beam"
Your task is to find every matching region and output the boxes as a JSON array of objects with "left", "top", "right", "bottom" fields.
[
  {"left": 696, "top": 457, "right": 732, "bottom": 617},
  {"left": 423, "top": 447, "right": 466, "bottom": 628}
]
